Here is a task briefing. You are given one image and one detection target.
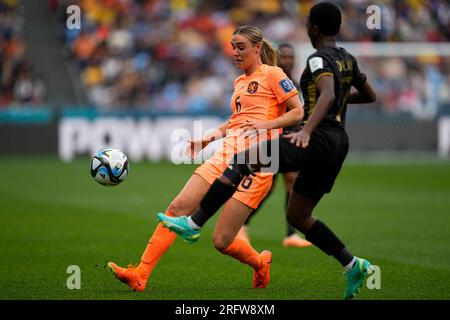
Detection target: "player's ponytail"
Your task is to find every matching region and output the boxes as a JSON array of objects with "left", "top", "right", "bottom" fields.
[
  {"left": 233, "top": 25, "right": 279, "bottom": 66},
  {"left": 260, "top": 38, "right": 279, "bottom": 66}
]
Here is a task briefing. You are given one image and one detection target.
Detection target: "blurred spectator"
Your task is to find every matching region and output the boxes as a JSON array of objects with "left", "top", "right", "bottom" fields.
[
  {"left": 13, "top": 63, "right": 46, "bottom": 103},
  {"left": 0, "top": 0, "right": 46, "bottom": 106}
]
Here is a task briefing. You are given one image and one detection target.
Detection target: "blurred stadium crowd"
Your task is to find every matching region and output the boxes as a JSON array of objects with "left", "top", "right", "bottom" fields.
[
  {"left": 1, "top": 0, "right": 450, "bottom": 119},
  {"left": 0, "top": 0, "right": 46, "bottom": 105}
]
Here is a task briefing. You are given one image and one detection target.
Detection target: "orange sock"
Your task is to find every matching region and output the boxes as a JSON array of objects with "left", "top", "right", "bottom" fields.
[
  {"left": 136, "top": 212, "right": 176, "bottom": 279},
  {"left": 221, "top": 237, "right": 262, "bottom": 270}
]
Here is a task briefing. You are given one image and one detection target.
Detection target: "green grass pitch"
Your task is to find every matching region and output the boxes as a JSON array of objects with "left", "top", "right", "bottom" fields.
[{"left": 0, "top": 156, "right": 449, "bottom": 300}]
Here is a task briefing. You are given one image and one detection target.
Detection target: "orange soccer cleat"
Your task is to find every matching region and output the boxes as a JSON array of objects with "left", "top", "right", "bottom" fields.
[
  {"left": 107, "top": 262, "right": 148, "bottom": 292},
  {"left": 283, "top": 234, "right": 313, "bottom": 248},
  {"left": 253, "top": 250, "right": 272, "bottom": 289}
]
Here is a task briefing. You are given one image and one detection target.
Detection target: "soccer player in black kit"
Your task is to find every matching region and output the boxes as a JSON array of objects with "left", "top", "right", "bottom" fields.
[{"left": 158, "top": 2, "right": 377, "bottom": 299}]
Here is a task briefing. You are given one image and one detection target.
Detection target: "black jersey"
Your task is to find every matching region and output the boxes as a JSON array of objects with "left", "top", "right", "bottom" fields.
[
  {"left": 299, "top": 46, "right": 367, "bottom": 129},
  {"left": 282, "top": 77, "right": 302, "bottom": 134}
]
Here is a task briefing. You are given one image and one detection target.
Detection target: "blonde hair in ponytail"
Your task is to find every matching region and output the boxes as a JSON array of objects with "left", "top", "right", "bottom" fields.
[
  {"left": 261, "top": 38, "right": 279, "bottom": 66},
  {"left": 233, "top": 25, "right": 280, "bottom": 66}
]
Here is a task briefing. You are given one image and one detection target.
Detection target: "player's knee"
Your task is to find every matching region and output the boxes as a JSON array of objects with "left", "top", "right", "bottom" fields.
[{"left": 212, "top": 232, "right": 233, "bottom": 252}]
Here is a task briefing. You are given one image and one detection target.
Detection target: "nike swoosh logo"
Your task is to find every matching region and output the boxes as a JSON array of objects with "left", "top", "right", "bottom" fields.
[{"left": 164, "top": 220, "right": 188, "bottom": 231}]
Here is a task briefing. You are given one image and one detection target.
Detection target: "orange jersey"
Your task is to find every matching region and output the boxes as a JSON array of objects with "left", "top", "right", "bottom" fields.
[
  {"left": 228, "top": 64, "right": 298, "bottom": 131},
  {"left": 194, "top": 64, "right": 298, "bottom": 209}
]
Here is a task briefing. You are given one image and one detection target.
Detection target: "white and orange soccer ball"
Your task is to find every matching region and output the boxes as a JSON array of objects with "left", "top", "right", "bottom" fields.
[{"left": 90, "top": 148, "right": 129, "bottom": 186}]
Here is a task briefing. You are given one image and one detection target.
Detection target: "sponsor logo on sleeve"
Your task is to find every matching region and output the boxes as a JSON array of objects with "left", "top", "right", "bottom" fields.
[
  {"left": 279, "top": 79, "right": 294, "bottom": 93},
  {"left": 308, "top": 56, "right": 324, "bottom": 73}
]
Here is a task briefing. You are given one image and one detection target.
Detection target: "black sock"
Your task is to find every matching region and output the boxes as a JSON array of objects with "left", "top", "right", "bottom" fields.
[
  {"left": 304, "top": 220, "right": 354, "bottom": 267},
  {"left": 191, "top": 179, "right": 238, "bottom": 227},
  {"left": 285, "top": 191, "right": 296, "bottom": 236}
]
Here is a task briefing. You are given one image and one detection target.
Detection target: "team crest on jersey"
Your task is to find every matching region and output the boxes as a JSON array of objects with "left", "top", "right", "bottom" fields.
[
  {"left": 279, "top": 78, "right": 294, "bottom": 93},
  {"left": 247, "top": 81, "right": 259, "bottom": 94}
]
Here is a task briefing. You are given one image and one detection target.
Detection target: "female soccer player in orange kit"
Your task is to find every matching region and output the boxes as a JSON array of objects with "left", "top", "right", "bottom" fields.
[{"left": 107, "top": 25, "right": 304, "bottom": 291}]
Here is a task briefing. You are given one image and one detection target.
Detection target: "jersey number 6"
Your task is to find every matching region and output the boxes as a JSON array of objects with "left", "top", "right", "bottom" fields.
[
  {"left": 240, "top": 174, "right": 255, "bottom": 189},
  {"left": 235, "top": 96, "right": 241, "bottom": 112}
]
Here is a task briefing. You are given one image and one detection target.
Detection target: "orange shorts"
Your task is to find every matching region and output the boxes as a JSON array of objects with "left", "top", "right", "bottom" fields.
[{"left": 195, "top": 137, "right": 273, "bottom": 209}]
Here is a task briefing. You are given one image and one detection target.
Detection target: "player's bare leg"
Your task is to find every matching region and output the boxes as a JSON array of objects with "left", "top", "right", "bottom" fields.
[
  {"left": 236, "top": 224, "right": 250, "bottom": 242},
  {"left": 166, "top": 174, "right": 211, "bottom": 216},
  {"left": 108, "top": 174, "right": 211, "bottom": 291},
  {"left": 213, "top": 198, "right": 272, "bottom": 289},
  {"left": 212, "top": 198, "right": 253, "bottom": 251},
  {"left": 282, "top": 172, "right": 312, "bottom": 248},
  {"left": 157, "top": 140, "right": 268, "bottom": 242}
]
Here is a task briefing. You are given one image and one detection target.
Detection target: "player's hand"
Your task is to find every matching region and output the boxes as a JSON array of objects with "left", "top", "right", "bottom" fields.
[
  {"left": 284, "top": 130, "right": 310, "bottom": 148},
  {"left": 241, "top": 119, "right": 274, "bottom": 130},
  {"left": 185, "top": 139, "right": 207, "bottom": 159},
  {"left": 241, "top": 120, "right": 273, "bottom": 139}
]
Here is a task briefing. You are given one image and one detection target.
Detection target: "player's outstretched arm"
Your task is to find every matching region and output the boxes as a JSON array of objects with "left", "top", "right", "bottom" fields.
[{"left": 186, "top": 120, "right": 230, "bottom": 159}]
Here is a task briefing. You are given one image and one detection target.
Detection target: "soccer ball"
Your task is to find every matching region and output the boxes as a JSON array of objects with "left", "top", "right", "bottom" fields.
[{"left": 90, "top": 148, "right": 129, "bottom": 186}]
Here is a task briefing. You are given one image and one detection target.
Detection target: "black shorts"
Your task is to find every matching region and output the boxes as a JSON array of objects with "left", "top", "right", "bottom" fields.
[{"left": 277, "top": 125, "right": 349, "bottom": 200}]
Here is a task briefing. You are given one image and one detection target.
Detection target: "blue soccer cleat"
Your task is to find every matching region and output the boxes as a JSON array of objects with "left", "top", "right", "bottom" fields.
[
  {"left": 344, "top": 257, "right": 372, "bottom": 300},
  {"left": 157, "top": 213, "right": 201, "bottom": 244}
]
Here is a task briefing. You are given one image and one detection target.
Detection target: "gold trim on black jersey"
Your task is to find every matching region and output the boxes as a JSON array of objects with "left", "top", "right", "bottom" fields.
[{"left": 314, "top": 72, "right": 334, "bottom": 84}]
